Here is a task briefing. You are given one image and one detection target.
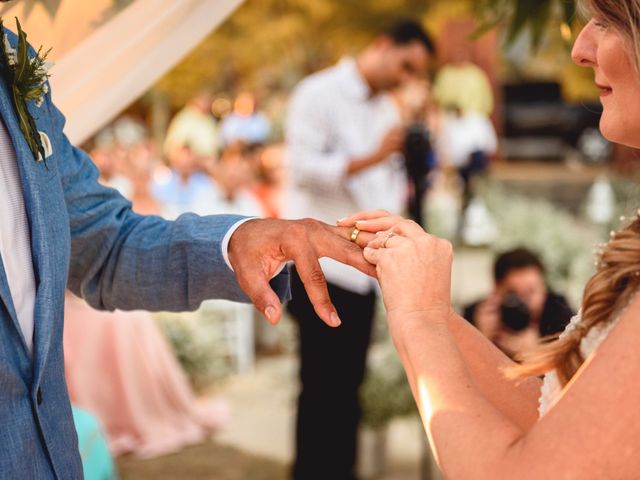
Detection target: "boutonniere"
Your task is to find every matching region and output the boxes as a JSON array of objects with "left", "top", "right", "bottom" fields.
[{"left": 0, "top": 17, "right": 52, "bottom": 163}]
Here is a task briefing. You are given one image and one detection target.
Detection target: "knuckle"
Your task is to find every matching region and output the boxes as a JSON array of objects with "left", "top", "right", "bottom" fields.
[
  {"left": 250, "top": 293, "right": 268, "bottom": 312},
  {"left": 308, "top": 268, "right": 326, "bottom": 286},
  {"left": 439, "top": 239, "right": 454, "bottom": 258},
  {"left": 300, "top": 217, "right": 318, "bottom": 229},
  {"left": 319, "top": 296, "right": 333, "bottom": 308}
]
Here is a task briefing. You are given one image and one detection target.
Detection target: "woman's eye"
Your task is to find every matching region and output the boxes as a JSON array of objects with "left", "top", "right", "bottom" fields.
[{"left": 593, "top": 19, "right": 608, "bottom": 30}]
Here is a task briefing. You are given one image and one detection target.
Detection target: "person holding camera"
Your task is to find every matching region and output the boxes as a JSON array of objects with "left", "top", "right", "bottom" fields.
[
  {"left": 284, "top": 20, "right": 435, "bottom": 480},
  {"left": 463, "top": 248, "right": 573, "bottom": 359}
]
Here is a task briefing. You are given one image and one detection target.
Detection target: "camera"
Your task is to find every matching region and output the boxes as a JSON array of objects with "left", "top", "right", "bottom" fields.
[
  {"left": 403, "top": 122, "right": 433, "bottom": 226},
  {"left": 404, "top": 122, "right": 432, "bottom": 182},
  {"left": 499, "top": 293, "right": 530, "bottom": 331}
]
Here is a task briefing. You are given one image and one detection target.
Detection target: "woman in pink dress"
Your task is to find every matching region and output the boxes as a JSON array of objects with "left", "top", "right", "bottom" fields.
[{"left": 64, "top": 296, "right": 228, "bottom": 458}]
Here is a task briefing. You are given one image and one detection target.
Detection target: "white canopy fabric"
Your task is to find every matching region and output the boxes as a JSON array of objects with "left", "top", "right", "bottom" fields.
[{"left": 3, "top": 0, "right": 244, "bottom": 144}]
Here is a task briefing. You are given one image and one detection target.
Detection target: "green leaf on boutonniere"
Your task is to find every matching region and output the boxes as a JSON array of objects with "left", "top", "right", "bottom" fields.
[
  {"left": 15, "top": 19, "right": 28, "bottom": 83},
  {"left": 0, "top": 17, "right": 51, "bottom": 163}
]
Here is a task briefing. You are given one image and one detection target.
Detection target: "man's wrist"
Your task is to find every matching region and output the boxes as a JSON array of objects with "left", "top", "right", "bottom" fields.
[
  {"left": 224, "top": 217, "right": 288, "bottom": 279},
  {"left": 222, "top": 217, "right": 256, "bottom": 271}
]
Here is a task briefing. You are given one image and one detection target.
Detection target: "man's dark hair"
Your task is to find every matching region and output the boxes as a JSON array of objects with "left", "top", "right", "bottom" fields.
[
  {"left": 385, "top": 19, "right": 436, "bottom": 55},
  {"left": 494, "top": 248, "right": 545, "bottom": 283}
]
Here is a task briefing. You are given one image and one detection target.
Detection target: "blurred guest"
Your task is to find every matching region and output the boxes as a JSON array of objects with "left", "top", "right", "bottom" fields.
[
  {"left": 209, "top": 141, "right": 264, "bottom": 216},
  {"left": 394, "top": 78, "right": 438, "bottom": 226},
  {"left": 395, "top": 78, "right": 432, "bottom": 125},
  {"left": 463, "top": 248, "right": 573, "bottom": 359},
  {"left": 219, "top": 91, "right": 271, "bottom": 147},
  {"left": 284, "top": 20, "right": 435, "bottom": 480},
  {"left": 152, "top": 143, "right": 218, "bottom": 219},
  {"left": 432, "top": 57, "right": 494, "bottom": 118},
  {"left": 164, "top": 91, "right": 219, "bottom": 165},
  {"left": 127, "top": 140, "right": 161, "bottom": 216},
  {"left": 251, "top": 144, "right": 286, "bottom": 218},
  {"left": 72, "top": 407, "right": 115, "bottom": 480},
  {"left": 433, "top": 58, "right": 497, "bottom": 239},
  {"left": 90, "top": 128, "right": 132, "bottom": 198}
]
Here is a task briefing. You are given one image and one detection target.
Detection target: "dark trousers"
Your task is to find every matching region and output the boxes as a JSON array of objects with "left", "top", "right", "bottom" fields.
[
  {"left": 458, "top": 150, "right": 489, "bottom": 212},
  {"left": 456, "top": 150, "right": 489, "bottom": 241},
  {"left": 288, "top": 268, "right": 376, "bottom": 480}
]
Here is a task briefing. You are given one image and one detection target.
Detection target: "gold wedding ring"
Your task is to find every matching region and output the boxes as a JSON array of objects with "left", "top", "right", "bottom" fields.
[
  {"left": 383, "top": 232, "right": 397, "bottom": 248},
  {"left": 350, "top": 227, "right": 361, "bottom": 243}
]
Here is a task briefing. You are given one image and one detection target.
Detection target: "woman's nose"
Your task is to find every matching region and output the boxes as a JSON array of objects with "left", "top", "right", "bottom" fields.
[{"left": 571, "top": 20, "right": 597, "bottom": 67}]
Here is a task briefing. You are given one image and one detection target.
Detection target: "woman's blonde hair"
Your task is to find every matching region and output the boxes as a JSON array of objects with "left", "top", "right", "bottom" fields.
[{"left": 511, "top": 0, "right": 640, "bottom": 386}]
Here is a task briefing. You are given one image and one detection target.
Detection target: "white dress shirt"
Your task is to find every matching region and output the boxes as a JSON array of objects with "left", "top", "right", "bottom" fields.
[
  {"left": 0, "top": 118, "right": 37, "bottom": 354},
  {"left": 284, "top": 57, "right": 406, "bottom": 294}
]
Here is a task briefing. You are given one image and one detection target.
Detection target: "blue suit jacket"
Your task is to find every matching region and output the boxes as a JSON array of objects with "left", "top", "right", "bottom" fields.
[{"left": 0, "top": 29, "right": 289, "bottom": 479}]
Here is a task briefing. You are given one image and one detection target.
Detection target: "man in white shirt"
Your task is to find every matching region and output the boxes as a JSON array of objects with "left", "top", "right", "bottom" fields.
[{"left": 285, "top": 20, "right": 435, "bottom": 480}]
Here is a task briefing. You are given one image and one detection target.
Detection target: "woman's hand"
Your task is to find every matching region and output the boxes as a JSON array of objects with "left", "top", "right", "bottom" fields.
[{"left": 358, "top": 216, "right": 454, "bottom": 329}]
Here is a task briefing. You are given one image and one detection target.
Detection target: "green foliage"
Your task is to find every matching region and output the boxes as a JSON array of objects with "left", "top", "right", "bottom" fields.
[
  {"left": 154, "top": 0, "right": 586, "bottom": 105},
  {"left": 156, "top": 309, "right": 238, "bottom": 391},
  {"left": 477, "top": 181, "right": 598, "bottom": 308},
  {"left": 155, "top": 0, "right": 430, "bottom": 107},
  {"left": 598, "top": 174, "right": 640, "bottom": 238},
  {"left": 0, "top": 0, "right": 129, "bottom": 19},
  {"left": 0, "top": 0, "right": 62, "bottom": 18},
  {"left": 360, "top": 343, "right": 417, "bottom": 429},
  {"left": 474, "top": 0, "right": 577, "bottom": 50}
]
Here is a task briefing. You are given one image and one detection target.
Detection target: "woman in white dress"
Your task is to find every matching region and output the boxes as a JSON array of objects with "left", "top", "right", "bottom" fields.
[{"left": 339, "top": 1, "right": 640, "bottom": 477}]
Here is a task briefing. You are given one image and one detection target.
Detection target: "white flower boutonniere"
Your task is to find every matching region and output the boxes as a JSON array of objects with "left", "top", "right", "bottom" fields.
[{"left": 0, "top": 17, "right": 52, "bottom": 163}]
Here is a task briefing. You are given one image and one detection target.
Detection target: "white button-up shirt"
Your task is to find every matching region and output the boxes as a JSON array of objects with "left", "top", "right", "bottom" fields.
[
  {"left": 284, "top": 58, "right": 406, "bottom": 294},
  {"left": 0, "top": 118, "right": 37, "bottom": 354}
]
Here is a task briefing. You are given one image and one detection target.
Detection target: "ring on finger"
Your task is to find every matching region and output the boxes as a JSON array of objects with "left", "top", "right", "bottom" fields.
[
  {"left": 350, "top": 227, "right": 361, "bottom": 243},
  {"left": 383, "top": 232, "right": 397, "bottom": 248}
]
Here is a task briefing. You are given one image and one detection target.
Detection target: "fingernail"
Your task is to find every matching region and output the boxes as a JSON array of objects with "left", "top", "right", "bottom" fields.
[
  {"left": 265, "top": 306, "right": 276, "bottom": 324},
  {"left": 330, "top": 312, "right": 342, "bottom": 327},
  {"left": 337, "top": 217, "right": 348, "bottom": 224},
  {"left": 356, "top": 220, "right": 369, "bottom": 225}
]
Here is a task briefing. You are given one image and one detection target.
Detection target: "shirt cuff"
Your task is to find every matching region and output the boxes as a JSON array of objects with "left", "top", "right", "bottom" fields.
[{"left": 221, "top": 217, "right": 287, "bottom": 279}]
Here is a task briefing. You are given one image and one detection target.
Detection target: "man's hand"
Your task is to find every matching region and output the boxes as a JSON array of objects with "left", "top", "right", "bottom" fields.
[
  {"left": 227, "top": 218, "right": 375, "bottom": 327},
  {"left": 377, "top": 126, "right": 405, "bottom": 159},
  {"left": 346, "top": 126, "right": 405, "bottom": 176}
]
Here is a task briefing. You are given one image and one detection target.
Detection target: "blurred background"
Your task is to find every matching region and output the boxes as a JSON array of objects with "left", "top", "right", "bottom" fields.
[{"left": 9, "top": 0, "right": 640, "bottom": 479}]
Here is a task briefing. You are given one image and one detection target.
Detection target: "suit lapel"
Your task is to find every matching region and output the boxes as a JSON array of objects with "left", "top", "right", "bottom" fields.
[{"left": 0, "top": 77, "right": 50, "bottom": 361}]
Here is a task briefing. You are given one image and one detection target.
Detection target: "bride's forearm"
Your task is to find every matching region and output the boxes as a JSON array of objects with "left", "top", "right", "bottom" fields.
[
  {"left": 391, "top": 313, "right": 525, "bottom": 478},
  {"left": 391, "top": 313, "right": 527, "bottom": 479},
  {"left": 447, "top": 310, "right": 542, "bottom": 430}
]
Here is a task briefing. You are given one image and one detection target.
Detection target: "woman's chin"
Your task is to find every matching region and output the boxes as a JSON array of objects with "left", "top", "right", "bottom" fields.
[{"left": 598, "top": 118, "right": 640, "bottom": 149}]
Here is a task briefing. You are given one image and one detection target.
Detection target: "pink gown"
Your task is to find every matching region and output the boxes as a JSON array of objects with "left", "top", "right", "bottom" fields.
[{"left": 63, "top": 294, "right": 228, "bottom": 458}]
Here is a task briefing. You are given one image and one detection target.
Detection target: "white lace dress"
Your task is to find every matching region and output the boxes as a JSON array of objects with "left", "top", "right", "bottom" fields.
[{"left": 538, "top": 309, "right": 624, "bottom": 417}]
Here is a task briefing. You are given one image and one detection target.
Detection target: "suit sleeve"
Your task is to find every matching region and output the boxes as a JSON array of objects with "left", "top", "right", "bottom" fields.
[{"left": 46, "top": 97, "right": 290, "bottom": 312}]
